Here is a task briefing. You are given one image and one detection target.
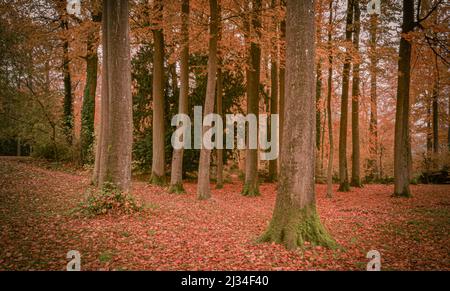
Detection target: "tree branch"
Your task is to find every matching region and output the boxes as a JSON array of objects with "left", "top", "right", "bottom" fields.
[{"left": 417, "top": 0, "right": 443, "bottom": 24}]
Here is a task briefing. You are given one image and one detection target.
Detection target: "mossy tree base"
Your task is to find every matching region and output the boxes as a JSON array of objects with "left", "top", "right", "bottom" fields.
[
  {"left": 259, "top": 206, "right": 337, "bottom": 250},
  {"left": 168, "top": 183, "right": 185, "bottom": 194},
  {"left": 197, "top": 192, "right": 211, "bottom": 201},
  {"left": 350, "top": 180, "right": 363, "bottom": 188},
  {"left": 338, "top": 182, "right": 350, "bottom": 192},
  {"left": 392, "top": 191, "right": 412, "bottom": 198},
  {"left": 216, "top": 183, "right": 224, "bottom": 190},
  {"left": 393, "top": 183, "right": 412, "bottom": 198},
  {"left": 241, "top": 183, "right": 260, "bottom": 197},
  {"left": 150, "top": 173, "right": 166, "bottom": 186}
]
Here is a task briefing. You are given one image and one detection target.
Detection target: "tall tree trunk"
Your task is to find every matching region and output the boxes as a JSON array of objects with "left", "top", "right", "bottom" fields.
[
  {"left": 315, "top": 0, "right": 324, "bottom": 182},
  {"left": 448, "top": 89, "right": 450, "bottom": 152},
  {"left": 393, "top": 0, "right": 414, "bottom": 198},
  {"left": 243, "top": 0, "right": 262, "bottom": 197},
  {"left": 260, "top": 0, "right": 335, "bottom": 250},
  {"left": 425, "top": 97, "right": 432, "bottom": 180},
  {"left": 427, "top": 98, "right": 433, "bottom": 154},
  {"left": 92, "top": 13, "right": 103, "bottom": 184},
  {"left": 268, "top": 0, "right": 279, "bottom": 182},
  {"left": 338, "top": 0, "right": 353, "bottom": 192},
  {"left": 379, "top": 144, "right": 384, "bottom": 178},
  {"left": 215, "top": 2, "right": 224, "bottom": 190},
  {"left": 326, "top": 0, "right": 334, "bottom": 198},
  {"left": 95, "top": 0, "right": 132, "bottom": 192},
  {"left": 368, "top": 13, "right": 379, "bottom": 181},
  {"left": 432, "top": 63, "right": 439, "bottom": 154},
  {"left": 421, "top": 0, "right": 433, "bottom": 166},
  {"left": 169, "top": 0, "right": 190, "bottom": 193},
  {"left": 216, "top": 67, "right": 224, "bottom": 189},
  {"left": 268, "top": 64, "right": 278, "bottom": 182},
  {"left": 81, "top": 24, "right": 100, "bottom": 165},
  {"left": 350, "top": 0, "right": 362, "bottom": 187},
  {"left": 16, "top": 137, "right": 21, "bottom": 156},
  {"left": 321, "top": 106, "right": 326, "bottom": 173},
  {"left": 279, "top": 67, "right": 285, "bottom": 166},
  {"left": 150, "top": 0, "right": 166, "bottom": 185},
  {"left": 169, "top": 63, "right": 179, "bottom": 99},
  {"left": 197, "top": 0, "right": 219, "bottom": 200},
  {"left": 278, "top": 18, "right": 286, "bottom": 170},
  {"left": 448, "top": 94, "right": 450, "bottom": 152},
  {"left": 316, "top": 63, "right": 323, "bottom": 180},
  {"left": 61, "top": 19, "right": 73, "bottom": 145}
]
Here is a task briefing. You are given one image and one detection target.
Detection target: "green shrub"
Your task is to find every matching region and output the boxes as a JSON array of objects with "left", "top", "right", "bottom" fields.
[
  {"left": 76, "top": 182, "right": 142, "bottom": 216},
  {"left": 379, "top": 176, "right": 395, "bottom": 185},
  {"left": 31, "top": 138, "right": 72, "bottom": 161},
  {"left": 410, "top": 176, "right": 419, "bottom": 185}
]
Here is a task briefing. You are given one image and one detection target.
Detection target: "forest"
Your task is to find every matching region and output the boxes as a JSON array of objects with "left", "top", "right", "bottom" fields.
[{"left": 0, "top": 0, "right": 449, "bottom": 272}]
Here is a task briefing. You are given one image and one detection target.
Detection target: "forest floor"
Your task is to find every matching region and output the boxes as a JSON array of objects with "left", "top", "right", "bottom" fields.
[{"left": 0, "top": 157, "right": 449, "bottom": 271}]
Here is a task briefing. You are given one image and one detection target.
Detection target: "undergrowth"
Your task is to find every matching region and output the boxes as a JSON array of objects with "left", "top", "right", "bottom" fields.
[{"left": 75, "top": 182, "right": 143, "bottom": 217}]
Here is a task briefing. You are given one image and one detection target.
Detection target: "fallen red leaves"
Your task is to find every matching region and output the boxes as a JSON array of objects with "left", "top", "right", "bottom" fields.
[{"left": 0, "top": 157, "right": 448, "bottom": 270}]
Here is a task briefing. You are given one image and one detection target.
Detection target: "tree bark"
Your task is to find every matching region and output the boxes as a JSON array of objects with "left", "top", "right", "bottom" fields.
[
  {"left": 278, "top": 19, "right": 285, "bottom": 171},
  {"left": 448, "top": 95, "right": 450, "bottom": 152},
  {"left": 268, "top": 64, "right": 278, "bottom": 182},
  {"left": 61, "top": 19, "right": 73, "bottom": 145},
  {"left": 197, "top": 0, "right": 219, "bottom": 200},
  {"left": 268, "top": 0, "right": 279, "bottom": 182},
  {"left": 243, "top": 0, "right": 262, "bottom": 197},
  {"left": 338, "top": 0, "right": 353, "bottom": 192},
  {"left": 315, "top": 0, "right": 324, "bottom": 182},
  {"left": 279, "top": 65, "right": 285, "bottom": 166},
  {"left": 320, "top": 104, "right": 326, "bottom": 174},
  {"left": 150, "top": 0, "right": 166, "bottom": 185},
  {"left": 215, "top": 2, "right": 224, "bottom": 190},
  {"left": 260, "top": 0, "right": 335, "bottom": 250},
  {"left": 368, "top": 13, "right": 379, "bottom": 181},
  {"left": 216, "top": 67, "right": 224, "bottom": 189},
  {"left": 425, "top": 98, "right": 432, "bottom": 179},
  {"left": 393, "top": 0, "right": 414, "bottom": 198},
  {"left": 350, "top": 0, "right": 362, "bottom": 187},
  {"left": 315, "top": 63, "right": 323, "bottom": 180},
  {"left": 326, "top": 0, "right": 334, "bottom": 198},
  {"left": 169, "top": 0, "right": 190, "bottom": 193},
  {"left": 81, "top": 18, "right": 100, "bottom": 165},
  {"left": 427, "top": 98, "right": 433, "bottom": 155},
  {"left": 432, "top": 68, "right": 439, "bottom": 154},
  {"left": 95, "top": 0, "right": 133, "bottom": 192},
  {"left": 16, "top": 137, "right": 21, "bottom": 157},
  {"left": 92, "top": 9, "right": 106, "bottom": 185}
]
